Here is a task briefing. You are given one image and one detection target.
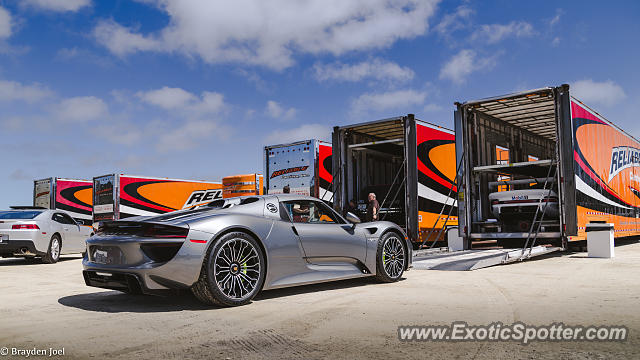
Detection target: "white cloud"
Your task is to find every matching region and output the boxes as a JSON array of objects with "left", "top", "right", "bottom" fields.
[
  {"left": 423, "top": 103, "right": 443, "bottom": 113},
  {"left": 439, "top": 49, "right": 497, "bottom": 84},
  {"left": 471, "top": 21, "right": 534, "bottom": 44},
  {"left": 0, "top": 79, "right": 53, "bottom": 102},
  {"left": 93, "top": 20, "right": 160, "bottom": 56},
  {"left": 313, "top": 58, "right": 414, "bottom": 83},
  {"left": 551, "top": 37, "right": 560, "bottom": 47},
  {"left": 265, "top": 124, "right": 331, "bottom": 144},
  {"left": 0, "top": 6, "right": 12, "bottom": 39},
  {"left": 156, "top": 120, "right": 223, "bottom": 153},
  {"left": 571, "top": 79, "right": 627, "bottom": 107},
  {"left": 22, "top": 0, "right": 91, "bottom": 12},
  {"left": 351, "top": 89, "right": 426, "bottom": 115},
  {"left": 137, "top": 86, "right": 196, "bottom": 109},
  {"left": 266, "top": 100, "right": 297, "bottom": 120},
  {"left": 93, "top": 0, "right": 439, "bottom": 70},
  {"left": 55, "top": 96, "right": 108, "bottom": 122},
  {"left": 550, "top": 9, "right": 563, "bottom": 27},
  {"left": 434, "top": 5, "right": 473, "bottom": 38},
  {"left": 137, "top": 86, "right": 226, "bottom": 115}
]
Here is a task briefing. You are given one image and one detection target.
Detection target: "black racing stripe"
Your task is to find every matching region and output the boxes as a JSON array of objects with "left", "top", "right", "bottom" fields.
[
  {"left": 418, "top": 196, "right": 457, "bottom": 215},
  {"left": 55, "top": 202, "right": 92, "bottom": 216},
  {"left": 319, "top": 178, "right": 332, "bottom": 193},
  {"left": 122, "top": 180, "right": 177, "bottom": 211},
  {"left": 59, "top": 185, "right": 92, "bottom": 209},
  {"left": 418, "top": 172, "right": 456, "bottom": 198},
  {"left": 321, "top": 155, "right": 333, "bottom": 182},
  {"left": 417, "top": 139, "right": 456, "bottom": 188},
  {"left": 119, "top": 198, "right": 168, "bottom": 215}
]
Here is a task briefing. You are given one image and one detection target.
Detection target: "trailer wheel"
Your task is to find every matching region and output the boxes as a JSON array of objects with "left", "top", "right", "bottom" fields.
[{"left": 375, "top": 232, "right": 406, "bottom": 282}]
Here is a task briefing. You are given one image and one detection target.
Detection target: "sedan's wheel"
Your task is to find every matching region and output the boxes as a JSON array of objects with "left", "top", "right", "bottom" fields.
[
  {"left": 192, "top": 232, "right": 265, "bottom": 307},
  {"left": 42, "top": 235, "right": 61, "bottom": 264},
  {"left": 375, "top": 232, "right": 406, "bottom": 282}
]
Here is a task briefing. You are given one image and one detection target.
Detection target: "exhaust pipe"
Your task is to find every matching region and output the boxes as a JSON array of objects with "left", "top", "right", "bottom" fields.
[{"left": 15, "top": 247, "right": 36, "bottom": 257}]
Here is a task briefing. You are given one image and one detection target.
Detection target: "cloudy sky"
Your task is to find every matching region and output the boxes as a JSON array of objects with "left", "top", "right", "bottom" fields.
[{"left": 1, "top": 0, "right": 639, "bottom": 208}]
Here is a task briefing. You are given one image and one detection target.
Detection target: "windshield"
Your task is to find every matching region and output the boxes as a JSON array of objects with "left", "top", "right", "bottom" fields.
[{"left": 0, "top": 211, "right": 42, "bottom": 219}]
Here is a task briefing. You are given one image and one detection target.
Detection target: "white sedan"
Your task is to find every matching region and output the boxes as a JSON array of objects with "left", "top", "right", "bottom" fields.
[{"left": 0, "top": 207, "right": 93, "bottom": 263}]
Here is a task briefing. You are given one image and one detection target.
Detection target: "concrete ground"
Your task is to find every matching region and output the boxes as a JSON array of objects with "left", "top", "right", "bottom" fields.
[{"left": 1, "top": 241, "right": 639, "bottom": 359}]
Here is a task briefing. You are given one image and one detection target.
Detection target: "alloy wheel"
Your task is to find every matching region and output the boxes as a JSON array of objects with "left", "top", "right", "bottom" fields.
[
  {"left": 382, "top": 236, "right": 404, "bottom": 278},
  {"left": 213, "top": 238, "right": 261, "bottom": 300}
]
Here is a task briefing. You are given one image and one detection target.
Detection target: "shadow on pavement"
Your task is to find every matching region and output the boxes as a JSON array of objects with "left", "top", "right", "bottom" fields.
[
  {"left": 58, "top": 290, "right": 212, "bottom": 313},
  {"left": 0, "top": 256, "right": 82, "bottom": 267},
  {"left": 58, "top": 276, "right": 405, "bottom": 312},
  {"left": 255, "top": 276, "right": 397, "bottom": 301}
]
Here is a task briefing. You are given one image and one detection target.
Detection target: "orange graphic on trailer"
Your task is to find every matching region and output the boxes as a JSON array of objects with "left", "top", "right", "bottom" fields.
[
  {"left": 572, "top": 99, "right": 640, "bottom": 239},
  {"left": 416, "top": 123, "right": 458, "bottom": 242}
]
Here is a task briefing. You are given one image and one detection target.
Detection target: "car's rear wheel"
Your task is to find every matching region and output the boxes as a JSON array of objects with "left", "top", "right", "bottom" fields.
[
  {"left": 192, "top": 232, "right": 265, "bottom": 307},
  {"left": 375, "top": 232, "right": 406, "bottom": 282},
  {"left": 42, "top": 235, "right": 61, "bottom": 264}
]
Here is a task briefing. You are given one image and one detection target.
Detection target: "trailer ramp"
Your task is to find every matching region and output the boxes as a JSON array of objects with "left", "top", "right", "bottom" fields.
[{"left": 412, "top": 245, "right": 561, "bottom": 271}]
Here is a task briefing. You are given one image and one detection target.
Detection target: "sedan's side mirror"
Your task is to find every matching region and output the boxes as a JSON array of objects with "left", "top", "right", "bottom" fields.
[{"left": 346, "top": 212, "right": 361, "bottom": 225}]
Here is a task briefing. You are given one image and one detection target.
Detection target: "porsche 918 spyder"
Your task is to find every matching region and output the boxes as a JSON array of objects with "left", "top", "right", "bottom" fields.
[{"left": 82, "top": 194, "right": 411, "bottom": 306}]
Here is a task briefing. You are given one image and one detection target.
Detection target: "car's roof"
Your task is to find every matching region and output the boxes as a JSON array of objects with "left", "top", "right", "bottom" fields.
[{"left": 228, "top": 194, "right": 328, "bottom": 202}]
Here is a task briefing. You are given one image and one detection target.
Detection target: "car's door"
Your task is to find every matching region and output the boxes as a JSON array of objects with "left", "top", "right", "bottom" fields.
[
  {"left": 283, "top": 200, "right": 366, "bottom": 263},
  {"left": 52, "top": 213, "right": 82, "bottom": 253}
]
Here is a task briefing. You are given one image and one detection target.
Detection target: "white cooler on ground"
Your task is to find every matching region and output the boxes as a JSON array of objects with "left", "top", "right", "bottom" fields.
[
  {"left": 447, "top": 227, "right": 465, "bottom": 251},
  {"left": 586, "top": 223, "right": 614, "bottom": 258}
]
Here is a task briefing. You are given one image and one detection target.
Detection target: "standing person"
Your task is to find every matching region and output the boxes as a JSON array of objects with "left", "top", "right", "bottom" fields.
[
  {"left": 366, "top": 193, "right": 380, "bottom": 222},
  {"left": 346, "top": 199, "right": 359, "bottom": 218}
]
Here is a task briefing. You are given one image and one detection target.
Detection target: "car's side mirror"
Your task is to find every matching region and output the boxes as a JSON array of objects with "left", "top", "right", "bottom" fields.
[{"left": 346, "top": 212, "right": 361, "bottom": 225}]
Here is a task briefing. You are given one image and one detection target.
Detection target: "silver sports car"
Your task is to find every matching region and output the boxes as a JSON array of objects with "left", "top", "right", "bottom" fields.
[
  {"left": 0, "top": 206, "right": 93, "bottom": 263},
  {"left": 83, "top": 194, "right": 411, "bottom": 306}
]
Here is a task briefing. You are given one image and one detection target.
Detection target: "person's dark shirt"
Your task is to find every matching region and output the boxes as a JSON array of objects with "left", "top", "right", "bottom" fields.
[{"left": 366, "top": 199, "right": 380, "bottom": 222}]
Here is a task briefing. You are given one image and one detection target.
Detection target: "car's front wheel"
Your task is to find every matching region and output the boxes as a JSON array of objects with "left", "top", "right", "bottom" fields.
[
  {"left": 192, "top": 232, "right": 265, "bottom": 307},
  {"left": 375, "top": 232, "right": 406, "bottom": 282}
]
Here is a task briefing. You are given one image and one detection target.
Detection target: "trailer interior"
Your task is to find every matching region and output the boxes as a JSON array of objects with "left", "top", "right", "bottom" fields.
[
  {"left": 335, "top": 118, "right": 408, "bottom": 228},
  {"left": 458, "top": 88, "right": 565, "bottom": 247}
]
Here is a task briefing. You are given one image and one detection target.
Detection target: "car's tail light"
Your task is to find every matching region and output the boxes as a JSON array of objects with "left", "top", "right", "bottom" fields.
[
  {"left": 12, "top": 224, "right": 40, "bottom": 230},
  {"left": 142, "top": 224, "right": 188, "bottom": 238},
  {"left": 491, "top": 200, "right": 499, "bottom": 205},
  {"left": 542, "top": 196, "right": 559, "bottom": 203},
  {"left": 97, "top": 221, "right": 188, "bottom": 238}
]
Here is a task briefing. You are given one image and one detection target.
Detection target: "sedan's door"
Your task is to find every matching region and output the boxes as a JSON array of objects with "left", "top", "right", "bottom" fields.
[
  {"left": 283, "top": 200, "right": 366, "bottom": 263},
  {"left": 52, "top": 213, "right": 83, "bottom": 253}
]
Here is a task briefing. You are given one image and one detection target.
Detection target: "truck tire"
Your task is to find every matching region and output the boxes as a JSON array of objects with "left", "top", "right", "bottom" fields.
[
  {"left": 375, "top": 232, "right": 406, "bottom": 282},
  {"left": 42, "top": 235, "right": 61, "bottom": 264},
  {"left": 192, "top": 232, "right": 266, "bottom": 307}
]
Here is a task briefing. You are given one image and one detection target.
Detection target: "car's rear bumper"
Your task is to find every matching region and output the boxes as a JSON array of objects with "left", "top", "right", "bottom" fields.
[
  {"left": 82, "top": 231, "right": 212, "bottom": 294},
  {"left": 0, "top": 240, "right": 42, "bottom": 257},
  {"left": 82, "top": 270, "right": 178, "bottom": 295}
]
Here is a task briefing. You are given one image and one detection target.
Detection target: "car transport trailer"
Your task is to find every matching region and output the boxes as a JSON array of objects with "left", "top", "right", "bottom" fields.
[
  {"left": 264, "top": 139, "right": 333, "bottom": 201},
  {"left": 92, "top": 174, "right": 223, "bottom": 222},
  {"left": 332, "top": 115, "right": 458, "bottom": 249},
  {"left": 33, "top": 177, "right": 93, "bottom": 225},
  {"left": 455, "top": 84, "right": 640, "bottom": 251}
]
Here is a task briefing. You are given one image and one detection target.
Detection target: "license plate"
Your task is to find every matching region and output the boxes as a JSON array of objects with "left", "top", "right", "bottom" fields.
[
  {"left": 91, "top": 246, "right": 124, "bottom": 265},
  {"left": 93, "top": 249, "right": 109, "bottom": 264}
]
